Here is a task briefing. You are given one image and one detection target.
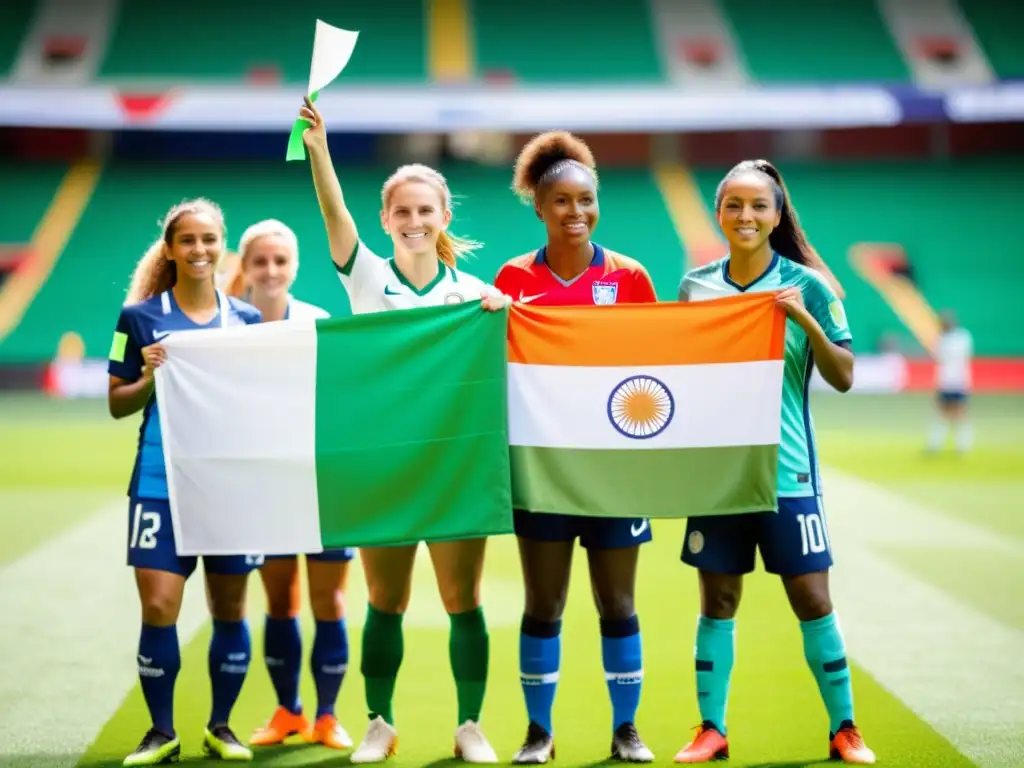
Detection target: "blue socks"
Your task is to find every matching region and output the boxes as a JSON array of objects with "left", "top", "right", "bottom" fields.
[
  {"left": 138, "top": 623, "right": 180, "bottom": 736},
  {"left": 694, "top": 616, "right": 735, "bottom": 735},
  {"left": 600, "top": 615, "right": 643, "bottom": 729},
  {"left": 312, "top": 618, "right": 349, "bottom": 718},
  {"left": 801, "top": 612, "right": 855, "bottom": 734},
  {"left": 519, "top": 615, "right": 560, "bottom": 734},
  {"left": 208, "top": 619, "right": 251, "bottom": 728},
  {"left": 264, "top": 616, "right": 302, "bottom": 714}
]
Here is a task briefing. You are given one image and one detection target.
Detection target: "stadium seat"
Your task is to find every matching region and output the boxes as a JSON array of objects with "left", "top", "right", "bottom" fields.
[
  {"left": 675, "top": 38, "right": 723, "bottom": 69},
  {"left": 913, "top": 36, "right": 962, "bottom": 66}
]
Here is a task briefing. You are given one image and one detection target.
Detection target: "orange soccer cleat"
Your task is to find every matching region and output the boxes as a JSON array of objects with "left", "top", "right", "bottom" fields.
[
  {"left": 674, "top": 722, "right": 729, "bottom": 763},
  {"left": 249, "top": 706, "right": 310, "bottom": 746},
  {"left": 830, "top": 721, "right": 876, "bottom": 764}
]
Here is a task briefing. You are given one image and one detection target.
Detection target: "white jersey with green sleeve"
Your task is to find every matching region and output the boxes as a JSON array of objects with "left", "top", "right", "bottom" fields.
[
  {"left": 335, "top": 240, "right": 495, "bottom": 315},
  {"left": 679, "top": 253, "right": 852, "bottom": 498}
]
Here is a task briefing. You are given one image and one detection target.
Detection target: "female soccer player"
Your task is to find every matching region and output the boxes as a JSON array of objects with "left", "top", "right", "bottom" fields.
[
  {"left": 299, "top": 96, "right": 507, "bottom": 764},
  {"left": 229, "top": 219, "right": 356, "bottom": 752},
  {"left": 108, "top": 199, "right": 262, "bottom": 765},
  {"left": 494, "top": 131, "right": 657, "bottom": 764},
  {"left": 674, "top": 159, "right": 875, "bottom": 764}
]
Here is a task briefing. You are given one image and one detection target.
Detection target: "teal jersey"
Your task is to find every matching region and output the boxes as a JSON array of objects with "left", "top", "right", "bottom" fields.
[{"left": 679, "top": 253, "right": 852, "bottom": 498}]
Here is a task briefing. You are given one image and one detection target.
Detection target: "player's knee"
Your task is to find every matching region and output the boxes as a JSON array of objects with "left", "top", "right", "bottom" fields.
[
  {"left": 206, "top": 574, "right": 248, "bottom": 622},
  {"left": 139, "top": 589, "right": 182, "bottom": 625},
  {"left": 700, "top": 576, "right": 742, "bottom": 620},
  {"left": 523, "top": 590, "right": 566, "bottom": 623},
  {"left": 367, "top": 581, "right": 411, "bottom": 614},
  {"left": 309, "top": 582, "right": 346, "bottom": 621},
  {"left": 439, "top": 582, "right": 480, "bottom": 615},
  {"left": 783, "top": 572, "right": 833, "bottom": 621},
  {"left": 264, "top": 588, "right": 298, "bottom": 620},
  {"left": 593, "top": 590, "right": 635, "bottom": 621}
]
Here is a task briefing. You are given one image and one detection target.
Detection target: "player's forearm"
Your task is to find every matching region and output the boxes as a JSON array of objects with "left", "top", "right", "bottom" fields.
[
  {"left": 307, "top": 141, "right": 358, "bottom": 265},
  {"left": 109, "top": 378, "right": 154, "bottom": 419},
  {"left": 801, "top": 314, "right": 854, "bottom": 392}
]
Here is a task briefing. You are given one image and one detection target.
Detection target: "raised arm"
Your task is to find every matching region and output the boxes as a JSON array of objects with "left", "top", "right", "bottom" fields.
[{"left": 300, "top": 96, "right": 359, "bottom": 271}]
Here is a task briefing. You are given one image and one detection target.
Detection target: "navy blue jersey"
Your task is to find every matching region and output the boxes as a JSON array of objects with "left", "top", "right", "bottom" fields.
[{"left": 108, "top": 289, "right": 261, "bottom": 500}]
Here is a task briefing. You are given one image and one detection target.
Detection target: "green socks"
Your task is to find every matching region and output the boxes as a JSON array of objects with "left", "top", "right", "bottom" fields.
[
  {"left": 801, "top": 611, "right": 855, "bottom": 734},
  {"left": 361, "top": 604, "right": 489, "bottom": 726},
  {"left": 361, "top": 604, "right": 404, "bottom": 725},
  {"left": 449, "top": 607, "right": 489, "bottom": 724}
]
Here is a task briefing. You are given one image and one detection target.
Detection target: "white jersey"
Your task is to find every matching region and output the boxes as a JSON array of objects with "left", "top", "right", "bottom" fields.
[
  {"left": 285, "top": 296, "right": 330, "bottom": 321},
  {"left": 336, "top": 240, "right": 494, "bottom": 315},
  {"left": 935, "top": 327, "right": 973, "bottom": 392}
]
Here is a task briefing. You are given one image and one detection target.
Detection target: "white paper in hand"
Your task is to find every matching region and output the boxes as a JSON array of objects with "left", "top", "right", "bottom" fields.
[{"left": 307, "top": 19, "right": 359, "bottom": 94}]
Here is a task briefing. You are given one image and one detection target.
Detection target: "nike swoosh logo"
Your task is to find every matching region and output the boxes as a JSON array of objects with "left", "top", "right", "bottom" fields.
[
  {"left": 630, "top": 519, "right": 649, "bottom": 537},
  {"left": 153, "top": 330, "right": 171, "bottom": 340},
  {"left": 384, "top": 286, "right": 401, "bottom": 296},
  {"left": 137, "top": 655, "right": 152, "bottom": 665},
  {"left": 518, "top": 292, "right": 545, "bottom": 304}
]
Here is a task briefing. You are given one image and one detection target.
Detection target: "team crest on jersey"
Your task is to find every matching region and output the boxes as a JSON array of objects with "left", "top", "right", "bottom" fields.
[
  {"left": 443, "top": 292, "right": 465, "bottom": 305},
  {"left": 592, "top": 281, "right": 618, "bottom": 305},
  {"left": 688, "top": 530, "right": 704, "bottom": 554}
]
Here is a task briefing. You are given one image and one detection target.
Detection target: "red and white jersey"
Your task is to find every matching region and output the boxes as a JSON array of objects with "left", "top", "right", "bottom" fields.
[{"left": 494, "top": 243, "right": 656, "bottom": 307}]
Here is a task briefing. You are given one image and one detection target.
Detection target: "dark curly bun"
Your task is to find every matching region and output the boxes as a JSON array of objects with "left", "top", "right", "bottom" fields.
[{"left": 512, "top": 131, "right": 597, "bottom": 201}]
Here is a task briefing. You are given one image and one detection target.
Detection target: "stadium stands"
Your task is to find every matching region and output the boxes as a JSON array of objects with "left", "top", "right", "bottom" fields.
[{"left": 100, "top": 0, "right": 426, "bottom": 82}]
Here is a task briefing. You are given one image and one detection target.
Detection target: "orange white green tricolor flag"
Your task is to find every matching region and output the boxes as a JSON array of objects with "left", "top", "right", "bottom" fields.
[{"left": 507, "top": 292, "right": 787, "bottom": 519}]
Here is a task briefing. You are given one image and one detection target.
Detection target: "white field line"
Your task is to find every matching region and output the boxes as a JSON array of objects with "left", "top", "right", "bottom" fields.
[{"left": 824, "top": 468, "right": 1024, "bottom": 767}]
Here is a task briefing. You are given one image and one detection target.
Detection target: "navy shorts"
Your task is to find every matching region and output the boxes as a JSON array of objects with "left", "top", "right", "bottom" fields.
[
  {"left": 127, "top": 498, "right": 263, "bottom": 577},
  {"left": 264, "top": 549, "right": 355, "bottom": 563},
  {"left": 938, "top": 390, "right": 968, "bottom": 405},
  {"left": 682, "top": 496, "right": 832, "bottom": 576},
  {"left": 514, "top": 509, "right": 652, "bottom": 549}
]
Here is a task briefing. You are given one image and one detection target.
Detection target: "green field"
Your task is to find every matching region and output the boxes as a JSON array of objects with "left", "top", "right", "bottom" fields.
[{"left": 1, "top": 393, "right": 1022, "bottom": 767}]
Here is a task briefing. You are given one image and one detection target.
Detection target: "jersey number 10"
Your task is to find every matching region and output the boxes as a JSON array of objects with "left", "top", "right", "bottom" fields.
[{"left": 796, "top": 512, "right": 829, "bottom": 556}]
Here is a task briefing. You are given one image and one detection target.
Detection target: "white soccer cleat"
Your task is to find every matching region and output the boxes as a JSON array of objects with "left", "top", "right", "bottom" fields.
[
  {"left": 454, "top": 720, "right": 498, "bottom": 763},
  {"left": 350, "top": 716, "right": 398, "bottom": 763},
  {"left": 511, "top": 722, "right": 555, "bottom": 764},
  {"left": 611, "top": 722, "right": 655, "bottom": 762}
]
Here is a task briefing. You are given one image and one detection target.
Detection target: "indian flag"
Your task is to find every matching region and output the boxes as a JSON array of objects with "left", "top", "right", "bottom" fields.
[
  {"left": 507, "top": 292, "right": 786, "bottom": 519},
  {"left": 155, "top": 302, "right": 512, "bottom": 556}
]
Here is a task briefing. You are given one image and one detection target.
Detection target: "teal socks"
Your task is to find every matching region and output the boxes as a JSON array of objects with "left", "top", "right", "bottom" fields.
[
  {"left": 694, "top": 616, "right": 735, "bottom": 735},
  {"left": 801, "top": 611, "right": 855, "bottom": 733}
]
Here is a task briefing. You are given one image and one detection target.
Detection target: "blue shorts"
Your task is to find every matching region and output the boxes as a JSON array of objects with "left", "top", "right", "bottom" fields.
[
  {"left": 514, "top": 509, "right": 652, "bottom": 550},
  {"left": 938, "top": 391, "right": 968, "bottom": 405},
  {"left": 682, "top": 496, "right": 832, "bottom": 576},
  {"left": 127, "top": 498, "right": 264, "bottom": 578},
  {"left": 264, "top": 549, "right": 355, "bottom": 563}
]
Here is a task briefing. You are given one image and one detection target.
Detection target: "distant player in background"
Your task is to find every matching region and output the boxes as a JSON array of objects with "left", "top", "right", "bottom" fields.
[
  {"left": 108, "top": 199, "right": 262, "bottom": 765},
  {"left": 228, "top": 219, "right": 355, "bottom": 752},
  {"left": 299, "top": 96, "right": 508, "bottom": 764},
  {"left": 928, "top": 310, "right": 973, "bottom": 454},
  {"left": 495, "top": 131, "right": 656, "bottom": 764},
  {"left": 675, "top": 160, "right": 875, "bottom": 764}
]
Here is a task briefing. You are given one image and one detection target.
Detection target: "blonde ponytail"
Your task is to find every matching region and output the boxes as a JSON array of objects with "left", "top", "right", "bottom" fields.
[
  {"left": 435, "top": 230, "right": 482, "bottom": 268},
  {"left": 124, "top": 197, "right": 226, "bottom": 305}
]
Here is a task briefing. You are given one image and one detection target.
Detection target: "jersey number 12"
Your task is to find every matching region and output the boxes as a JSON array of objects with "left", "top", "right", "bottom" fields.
[{"left": 130, "top": 503, "right": 161, "bottom": 550}]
